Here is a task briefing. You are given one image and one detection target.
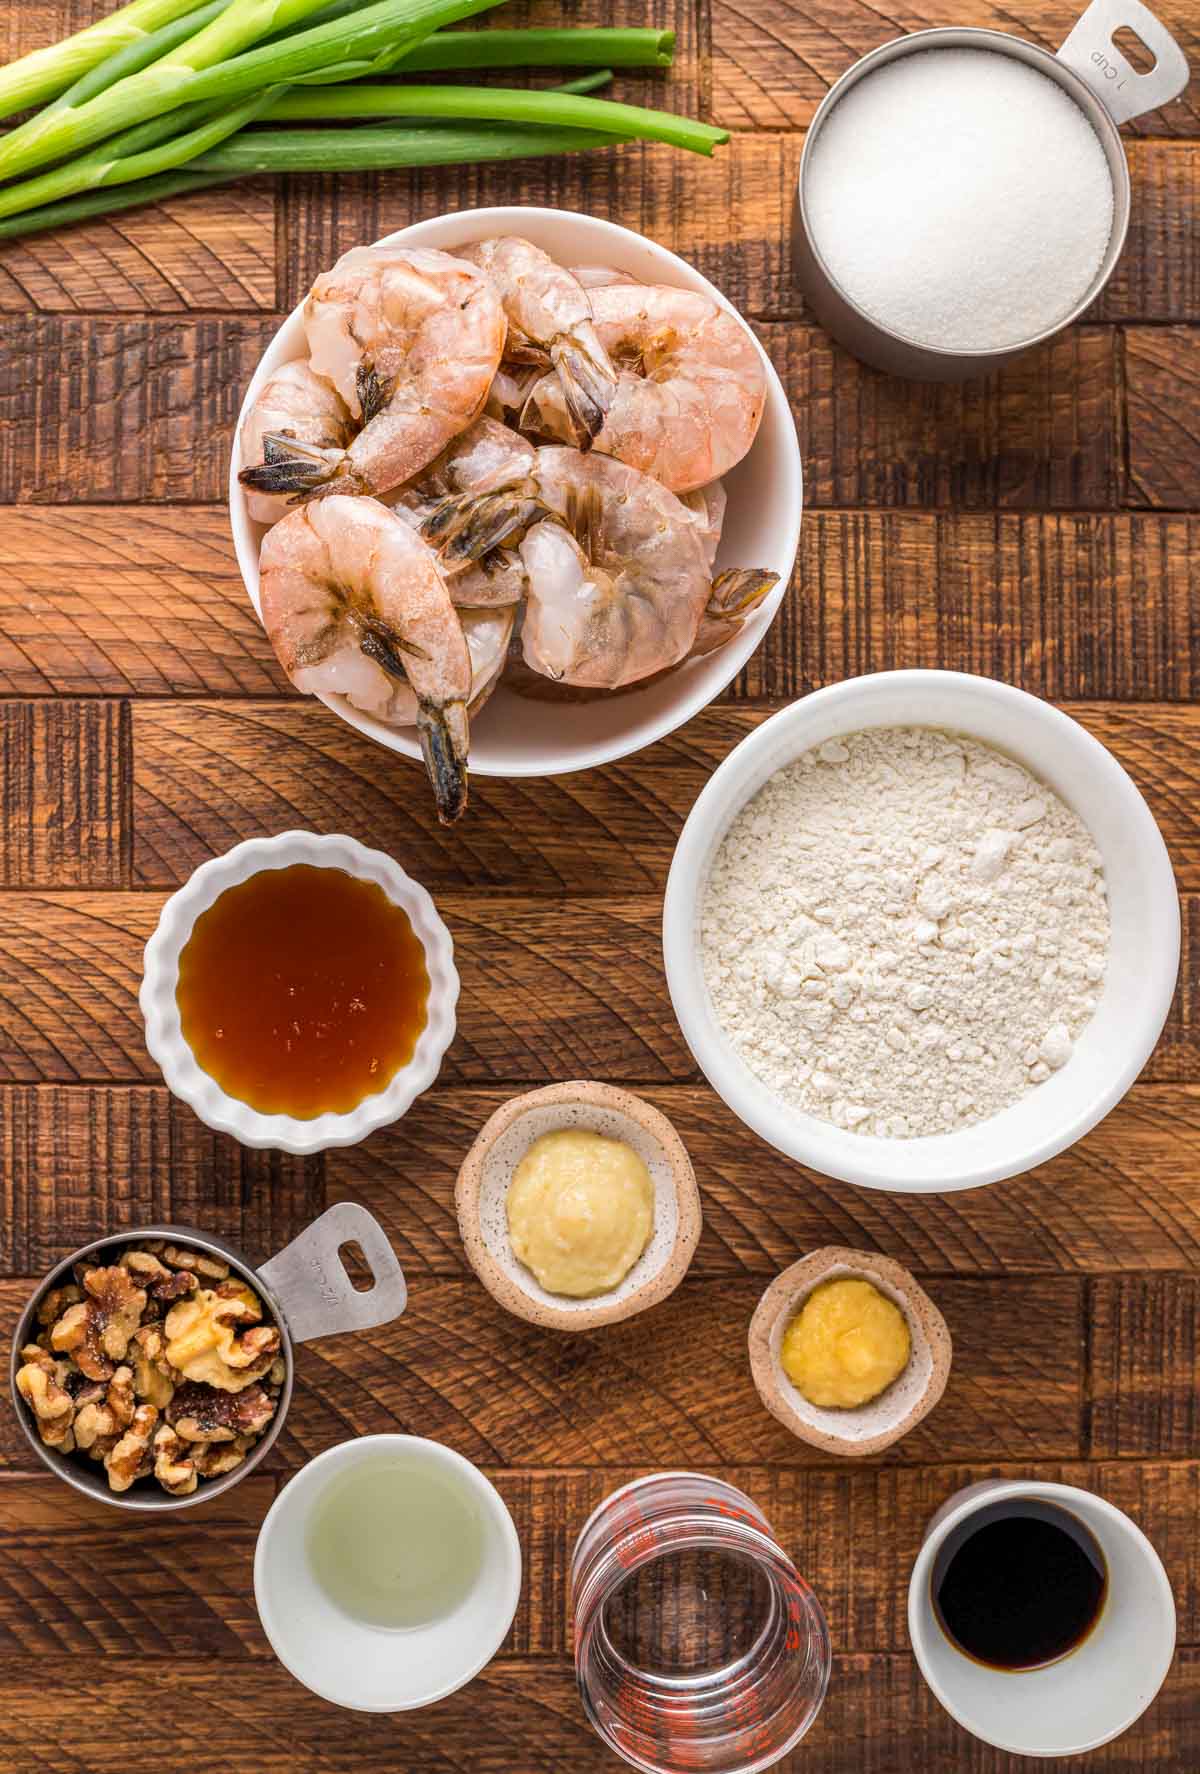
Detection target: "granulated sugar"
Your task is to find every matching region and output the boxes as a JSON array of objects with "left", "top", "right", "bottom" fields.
[
  {"left": 804, "top": 49, "right": 1114, "bottom": 351},
  {"left": 701, "top": 728, "right": 1110, "bottom": 1139}
]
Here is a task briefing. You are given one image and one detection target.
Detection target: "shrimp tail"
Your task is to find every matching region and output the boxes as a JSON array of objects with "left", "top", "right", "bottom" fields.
[
  {"left": 550, "top": 338, "right": 618, "bottom": 450},
  {"left": 238, "top": 432, "right": 344, "bottom": 497},
  {"left": 691, "top": 568, "right": 780, "bottom": 659},
  {"left": 707, "top": 568, "right": 779, "bottom": 619},
  {"left": 420, "top": 487, "right": 546, "bottom": 565},
  {"left": 417, "top": 699, "right": 469, "bottom": 825},
  {"left": 356, "top": 361, "right": 392, "bottom": 425}
]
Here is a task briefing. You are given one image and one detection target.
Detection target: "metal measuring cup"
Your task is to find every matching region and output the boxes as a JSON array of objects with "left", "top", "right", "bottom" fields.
[
  {"left": 9, "top": 1202, "right": 407, "bottom": 1512},
  {"left": 792, "top": 0, "right": 1190, "bottom": 380}
]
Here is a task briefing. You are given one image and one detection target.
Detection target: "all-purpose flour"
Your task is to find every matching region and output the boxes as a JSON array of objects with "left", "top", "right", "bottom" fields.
[{"left": 701, "top": 728, "right": 1110, "bottom": 1138}]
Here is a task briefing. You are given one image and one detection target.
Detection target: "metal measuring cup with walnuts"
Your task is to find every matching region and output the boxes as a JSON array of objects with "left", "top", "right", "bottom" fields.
[
  {"left": 15, "top": 1239, "right": 286, "bottom": 1500},
  {"left": 11, "top": 1205, "right": 408, "bottom": 1512}
]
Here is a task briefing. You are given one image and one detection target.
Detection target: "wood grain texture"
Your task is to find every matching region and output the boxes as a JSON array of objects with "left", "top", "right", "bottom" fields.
[
  {"left": 0, "top": 316, "right": 277, "bottom": 503},
  {"left": 0, "top": 316, "right": 1125, "bottom": 509},
  {"left": 270, "top": 1276, "right": 1083, "bottom": 1469},
  {"left": 2, "top": 890, "right": 1197, "bottom": 1086},
  {"left": 0, "top": 1275, "right": 1081, "bottom": 1469},
  {"left": 708, "top": 0, "right": 1200, "bottom": 137},
  {"left": 0, "top": 1083, "right": 322, "bottom": 1275},
  {"left": 772, "top": 324, "right": 1120, "bottom": 509},
  {"left": 280, "top": 135, "right": 1200, "bottom": 328},
  {"left": 0, "top": 1079, "right": 1196, "bottom": 1284},
  {"left": 1091, "top": 1277, "right": 1199, "bottom": 1458},
  {"left": 1126, "top": 326, "right": 1200, "bottom": 509},
  {"left": 2, "top": 1460, "right": 1194, "bottom": 1660},
  {"left": 0, "top": 1652, "right": 1194, "bottom": 1770},
  {"left": 0, "top": 1474, "right": 270, "bottom": 1659},
  {"left": 130, "top": 700, "right": 1200, "bottom": 891},
  {"left": 0, "top": 700, "right": 127, "bottom": 887},
  {"left": 0, "top": 508, "right": 286, "bottom": 698},
  {"left": 326, "top": 1082, "right": 1200, "bottom": 1280},
  {"left": 755, "top": 510, "right": 1200, "bottom": 703},
  {"left": 0, "top": 184, "right": 276, "bottom": 314},
  {"left": 7, "top": 509, "right": 1200, "bottom": 703},
  {"left": 0, "top": 893, "right": 682, "bottom": 1085},
  {"left": 0, "top": 133, "right": 1187, "bottom": 329}
]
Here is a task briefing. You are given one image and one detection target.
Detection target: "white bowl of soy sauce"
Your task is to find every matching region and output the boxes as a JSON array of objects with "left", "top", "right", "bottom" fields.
[{"left": 908, "top": 1479, "right": 1175, "bottom": 1756}]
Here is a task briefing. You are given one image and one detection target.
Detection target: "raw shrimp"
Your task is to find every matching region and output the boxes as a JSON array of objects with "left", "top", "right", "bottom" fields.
[
  {"left": 463, "top": 237, "right": 617, "bottom": 446},
  {"left": 393, "top": 418, "right": 539, "bottom": 605},
  {"left": 240, "top": 245, "right": 505, "bottom": 504},
  {"left": 680, "top": 479, "right": 727, "bottom": 571},
  {"left": 524, "top": 284, "right": 766, "bottom": 493},
  {"left": 515, "top": 448, "right": 776, "bottom": 688},
  {"left": 258, "top": 495, "right": 472, "bottom": 823},
  {"left": 238, "top": 360, "right": 353, "bottom": 526},
  {"left": 372, "top": 605, "right": 515, "bottom": 724}
]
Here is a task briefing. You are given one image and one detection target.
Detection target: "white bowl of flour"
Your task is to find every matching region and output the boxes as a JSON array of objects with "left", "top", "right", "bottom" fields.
[{"left": 664, "top": 671, "right": 1179, "bottom": 1192}]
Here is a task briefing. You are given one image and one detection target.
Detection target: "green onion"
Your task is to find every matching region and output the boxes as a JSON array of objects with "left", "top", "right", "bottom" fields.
[
  {"left": 0, "top": 0, "right": 203, "bottom": 119},
  {"left": 0, "top": 87, "right": 283, "bottom": 222},
  {"left": 402, "top": 27, "right": 676, "bottom": 71},
  {"left": 46, "top": 2, "right": 235, "bottom": 114},
  {"left": 46, "top": 2, "right": 235, "bottom": 116},
  {"left": 0, "top": 169, "right": 234, "bottom": 240},
  {"left": 263, "top": 82, "right": 727, "bottom": 155},
  {"left": 0, "top": 0, "right": 504, "bottom": 181},
  {"left": 190, "top": 119, "right": 625, "bottom": 172},
  {"left": 551, "top": 71, "right": 614, "bottom": 97}
]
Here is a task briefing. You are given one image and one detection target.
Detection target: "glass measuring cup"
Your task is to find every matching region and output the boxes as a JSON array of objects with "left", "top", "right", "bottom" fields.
[{"left": 572, "top": 1473, "right": 831, "bottom": 1773}]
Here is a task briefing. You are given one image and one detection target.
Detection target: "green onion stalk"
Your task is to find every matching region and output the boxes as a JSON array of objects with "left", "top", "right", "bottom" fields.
[
  {"left": 263, "top": 83, "right": 727, "bottom": 154},
  {"left": 0, "top": 0, "right": 342, "bottom": 178},
  {"left": 402, "top": 28, "right": 676, "bottom": 71},
  {"left": 46, "top": 1, "right": 236, "bottom": 114},
  {"left": 0, "top": 117, "right": 632, "bottom": 240},
  {"left": 0, "top": 0, "right": 204, "bottom": 119},
  {"left": 0, "top": 0, "right": 506, "bottom": 181},
  {"left": 0, "top": 86, "right": 284, "bottom": 222},
  {"left": 192, "top": 118, "right": 627, "bottom": 172}
]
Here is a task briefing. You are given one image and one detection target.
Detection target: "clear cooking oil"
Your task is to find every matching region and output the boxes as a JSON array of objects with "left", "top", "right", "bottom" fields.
[{"left": 306, "top": 1456, "right": 485, "bottom": 1630}]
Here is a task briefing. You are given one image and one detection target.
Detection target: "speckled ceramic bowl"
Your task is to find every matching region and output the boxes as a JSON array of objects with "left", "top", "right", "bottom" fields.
[
  {"left": 749, "top": 1246, "right": 951, "bottom": 1456},
  {"left": 455, "top": 1082, "right": 701, "bottom": 1330}
]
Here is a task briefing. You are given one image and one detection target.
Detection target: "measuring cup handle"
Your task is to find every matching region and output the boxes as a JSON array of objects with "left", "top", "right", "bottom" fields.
[
  {"left": 1058, "top": 0, "right": 1190, "bottom": 125},
  {"left": 258, "top": 1202, "right": 408, "bottom": 1344}
]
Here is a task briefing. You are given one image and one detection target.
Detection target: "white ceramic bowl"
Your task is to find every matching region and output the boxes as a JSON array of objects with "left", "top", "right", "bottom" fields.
[
  {"left": 229, "top": 204, "right": 803, "bottom": 778},
  {"left": 140, "top": 830, "right": 459, "bottom": 1154},
  {"left": 908, "top": 1479, "right": 1176, "bottom": 1757},
  {"left": 663, "top": 670, "right": 1180, "bottom": 1192},
  {"left": 255, "top": 1434, "right": 521, "bottom": 1711}
]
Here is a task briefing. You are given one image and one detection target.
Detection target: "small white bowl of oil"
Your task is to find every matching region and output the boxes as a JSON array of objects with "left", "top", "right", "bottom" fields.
[{"left": 255, "top": 1434, "right": 522, "bottom": 1711}]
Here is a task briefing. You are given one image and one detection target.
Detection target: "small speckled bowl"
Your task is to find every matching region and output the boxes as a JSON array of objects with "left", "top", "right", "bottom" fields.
[
  {"left": 455, "top": 1082, "right": 701, "bottom": 1330},
  {"left": 749, "top": 1247, "right": 951, "bottom": 1456}
]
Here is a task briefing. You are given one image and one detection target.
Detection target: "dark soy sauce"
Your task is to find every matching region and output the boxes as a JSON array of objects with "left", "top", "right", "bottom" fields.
[{"left": 933, "top": 1501, "right": 1107, "bottom": 1671}]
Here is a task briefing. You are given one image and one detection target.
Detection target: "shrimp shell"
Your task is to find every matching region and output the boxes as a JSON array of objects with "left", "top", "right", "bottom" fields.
[
  {"left": 259, "top": 494, "right": 472, "bottom": 823},
  {"left": 238, "top": 359, "right": 352, "bottom": 526},
  {"left": 241, "top": 245, "right": 506, "bottom": 506},
  {"left": 462, "top": 237, "right": 617, "bottom": 445},
  {"left": 526, "top": 284, "right": 766, "bottom": 494}
]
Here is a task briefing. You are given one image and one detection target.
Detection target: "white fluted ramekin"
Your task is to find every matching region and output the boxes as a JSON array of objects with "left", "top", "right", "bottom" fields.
[{"left": 140, "top": 831, "right": 458, "bottom": 1154}]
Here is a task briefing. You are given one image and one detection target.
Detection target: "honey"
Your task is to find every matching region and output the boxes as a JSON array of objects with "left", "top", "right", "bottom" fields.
[{"left": 176, "top": 864, "right": 429, "bottom": 1118}]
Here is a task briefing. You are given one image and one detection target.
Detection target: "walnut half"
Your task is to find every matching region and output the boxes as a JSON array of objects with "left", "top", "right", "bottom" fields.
[
  {"left": 16, "top": 1349, "right": 75, "bottom": 1451},
  {"left": 50, "top": 1267, "right": 146, "bottom": 1382}
]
